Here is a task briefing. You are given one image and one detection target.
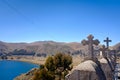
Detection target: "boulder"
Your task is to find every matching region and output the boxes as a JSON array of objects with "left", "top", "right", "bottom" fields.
[{"left": 65, "top": 60, "right": 106, "bottom": 80}]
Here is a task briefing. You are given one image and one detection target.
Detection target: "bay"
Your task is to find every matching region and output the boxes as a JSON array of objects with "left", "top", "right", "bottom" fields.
[{"left": 0, "top": 60, "right": 39, "bottom": 80}]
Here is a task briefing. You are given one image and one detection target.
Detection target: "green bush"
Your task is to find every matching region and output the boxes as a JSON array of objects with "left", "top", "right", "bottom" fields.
[{"left": 33, "top": 52, "right": 72, "bottom": 80}]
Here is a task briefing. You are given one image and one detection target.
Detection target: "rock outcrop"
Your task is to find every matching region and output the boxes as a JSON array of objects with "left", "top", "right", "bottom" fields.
[
  {"left": 65, "top": 60, "right": 106, "bottom": 80},
  {"left": 14, "top": 68, "right": 37, "bottom": 80},
  {"left": 99, "top": 58, "right": 113, "bottom": 80}
]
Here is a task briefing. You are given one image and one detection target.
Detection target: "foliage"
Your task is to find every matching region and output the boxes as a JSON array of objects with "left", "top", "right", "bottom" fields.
[
  {"left": 45, "top": 56, "right": 56, "bottom": 72},
  {"left": 33, "top": 68, "right": 55, "bottom": 80},
  {"left": 54, "top": 52, "right": 73, "bottom": 80},
  {"left": 39, "top": 64, "right": 44, "bottom": 70},
  {"left": 33, "top": 52, "right": 73, "bottom": 80}
]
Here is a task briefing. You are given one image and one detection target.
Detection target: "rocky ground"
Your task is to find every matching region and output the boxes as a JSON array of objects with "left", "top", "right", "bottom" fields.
[{"left": 14, "top": 68, "right": 38, "bottom": 80}]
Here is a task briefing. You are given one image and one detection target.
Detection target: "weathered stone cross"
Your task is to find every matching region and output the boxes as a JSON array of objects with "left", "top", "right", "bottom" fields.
[
  {"left": 81, "top": 35, "right": 100, "bottom": 60},
  {"left": 104, "top": 37, "right": 112, "bottom": 49}
]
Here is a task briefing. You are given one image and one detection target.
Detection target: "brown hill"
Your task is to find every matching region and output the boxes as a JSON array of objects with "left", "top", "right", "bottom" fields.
[
  {"left": 1, "top": 40, "right": 116, "bottom": 56},
  {"left": 0, "top": 41, "right": 86, "bottom": 56}
]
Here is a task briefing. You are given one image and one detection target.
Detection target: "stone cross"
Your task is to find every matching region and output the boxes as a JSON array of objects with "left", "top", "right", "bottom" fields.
[
  {"left": 81, "top": 35, "right": 100, "bottom": 60},
  {"left": 100, "top": 45, "right": 107, "bottom": 58},
  {"left": 104, "top": 37, "right": 112, "bottom": 49}
]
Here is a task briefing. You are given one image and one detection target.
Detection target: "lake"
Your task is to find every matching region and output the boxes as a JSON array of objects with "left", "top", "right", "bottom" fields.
[{"left": 0, "top": 60, "right": 39, "bottom": 80}]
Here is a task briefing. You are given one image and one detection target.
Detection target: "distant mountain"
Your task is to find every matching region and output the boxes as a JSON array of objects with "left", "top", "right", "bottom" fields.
[
  {"left": 0, "top": 40, "right": 119, "bottom": 56},
  {"left": 0, "top": 41, "right": 87, "bottom": 56},
  {"left": 112, "top": 43, "right": 120, "bottom": 51}
]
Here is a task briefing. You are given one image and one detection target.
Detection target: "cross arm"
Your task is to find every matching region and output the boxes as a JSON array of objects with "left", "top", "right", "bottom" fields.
[
  {"left": 81, "top": 39, "right": 88, "bottom": 45},
  {"left": 93, "top": 39, "right": 100, "bottom": 45}
]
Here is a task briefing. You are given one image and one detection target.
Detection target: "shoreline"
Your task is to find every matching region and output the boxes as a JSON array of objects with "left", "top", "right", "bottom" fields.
[
  {"left": 0, "top": 55, "right": 83, "bottom": 67},
  {"left": 4, "top": 56, "right": 46, "bottom": 65},
  {"left": 1, "top": 55, "right": 83, "bottom": 67},
  {"left": 0, "top": 59, "right": 41, "bottom": 66}
]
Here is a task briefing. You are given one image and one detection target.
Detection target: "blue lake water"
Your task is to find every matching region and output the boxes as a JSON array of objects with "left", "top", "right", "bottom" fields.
[{"left": 0, "top": 60, "right": 39, "bottom": 80}]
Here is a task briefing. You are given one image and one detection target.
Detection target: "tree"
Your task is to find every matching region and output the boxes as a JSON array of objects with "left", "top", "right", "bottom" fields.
[
  {"left": 33, "top": 68, "right": 55, "bottom": 80},
  {"left": 45, "top": 56, "right": 56, "bottom": 72},
  {"left": 54, "top": 52, "right": 72, "bottom": 80},
  {"left": 33, "top": 64, "right": 55, "bottom": 80},
  {"left": 33, "top": 52, "right": 72, "bottom": 80}
]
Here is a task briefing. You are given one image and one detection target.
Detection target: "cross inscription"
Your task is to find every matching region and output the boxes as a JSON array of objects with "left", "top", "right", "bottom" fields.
[
  {"left": 81, "top": 34, "right": 100, "bottom": 60},
  {"left": 104, "top": 37, "right": 112, "bottom": 49}
]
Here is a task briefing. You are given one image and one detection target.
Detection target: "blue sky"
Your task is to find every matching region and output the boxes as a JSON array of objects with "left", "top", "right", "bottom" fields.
[{"left": 0, "top": 0, "right": 120, "bottom": 46}]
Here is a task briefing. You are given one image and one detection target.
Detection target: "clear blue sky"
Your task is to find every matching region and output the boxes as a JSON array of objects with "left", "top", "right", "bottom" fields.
[{"left": 0, "top": 0, "right": 120, "bottom": 46}]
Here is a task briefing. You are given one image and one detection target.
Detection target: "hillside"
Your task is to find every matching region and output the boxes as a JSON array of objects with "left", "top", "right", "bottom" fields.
[
  {"left": 0, "top": 41, "right": 85, "bottom": 56},
  {"left": 0, "top": 41, "right": 119, "bottom": 56}
]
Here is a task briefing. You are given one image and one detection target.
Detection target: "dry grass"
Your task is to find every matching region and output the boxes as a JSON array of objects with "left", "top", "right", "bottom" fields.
[
  {"left": 7, "top": 56, "right": 46, "bottom": 65},
  {"left": 8, "top": 55, "right": 83, "bottom": 68}
]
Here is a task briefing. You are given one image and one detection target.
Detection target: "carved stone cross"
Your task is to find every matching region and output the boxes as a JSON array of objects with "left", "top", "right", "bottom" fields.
[
  {"left": 104, "top": 37, "right": 112, "bottom": 49},
  {"left": 81, "top": 35, "right": 100, "bottom": 60}
]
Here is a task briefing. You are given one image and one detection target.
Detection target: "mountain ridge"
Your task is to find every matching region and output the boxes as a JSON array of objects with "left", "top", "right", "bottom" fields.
[{"left": 0, "top": 40, "right": 119, "bottom": 56}]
